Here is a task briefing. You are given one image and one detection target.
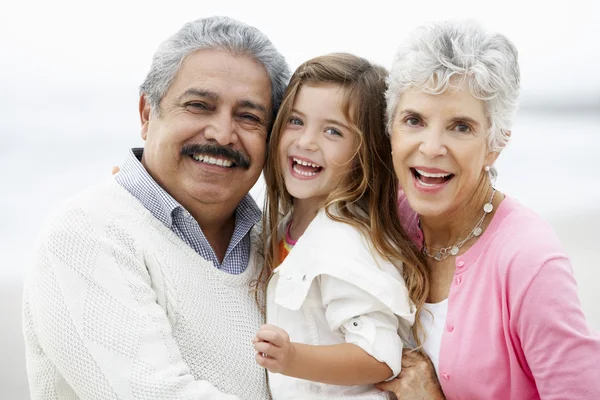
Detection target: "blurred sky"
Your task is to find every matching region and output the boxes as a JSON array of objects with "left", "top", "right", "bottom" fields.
[{"left": 1, "top": 0, "right": 599, "bottom": 144}]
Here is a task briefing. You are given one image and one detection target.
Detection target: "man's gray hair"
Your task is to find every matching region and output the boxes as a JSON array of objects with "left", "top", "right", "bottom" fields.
[
  {"left": 140, "top": 16, "right": 290, "bottom": 122},
  {"left": 386, "top": 20, "right": 520, "bottom": 153}
]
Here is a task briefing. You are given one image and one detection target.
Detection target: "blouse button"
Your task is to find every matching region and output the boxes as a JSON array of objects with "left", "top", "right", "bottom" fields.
[
  {"left": 441, "top": 373, "right": 450, "bottom": 381},
  {"left": 447, "top": 324, "right": 454, "bottom": 332},
  {"left": 455, "top": 276, "right": 463, "bottom": 285},
  {"left": 349, "top": 317, "right": 362, "bottom": 330},
  {"left": 456, "top": 260, "right": 465, "bottom": 268}
]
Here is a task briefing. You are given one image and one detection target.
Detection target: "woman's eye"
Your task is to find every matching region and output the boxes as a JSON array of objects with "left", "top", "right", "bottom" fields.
[
  {"left": 405, "top": 117, "right": 421, "bottom": 127},
  {"left": 454, "top": 123, "right": 472, "bottom": 133},
  {"left": 325, "top": 127, "right": 342, "bottom": 137},
  {"left": 289, "top": 117, "right": 303, "bottom": 126}
]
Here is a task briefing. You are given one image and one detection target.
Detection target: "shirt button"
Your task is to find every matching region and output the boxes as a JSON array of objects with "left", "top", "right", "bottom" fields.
[
  {"left": 441, "top": 373, "right": 450, "bottom": 381},
  {"left": 455, "top": 276, "right": 463, "bottom": 285},
  {"left": 285, "top": 275, "right": 292, "bottom": 280},
  {"left": 456, "top": 260, "right": 465, "bottom": 268},
  {"left": 447, "top": 324, "right": 454, "bottom": 332}
]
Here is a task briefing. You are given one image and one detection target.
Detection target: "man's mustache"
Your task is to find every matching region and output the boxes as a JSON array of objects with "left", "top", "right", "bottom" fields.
[{"left": 181, "top": 143, "right": 251, "bottom": 169}]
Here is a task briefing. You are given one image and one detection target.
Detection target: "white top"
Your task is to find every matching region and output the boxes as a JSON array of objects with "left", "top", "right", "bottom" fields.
[
  {"left": 418, "top": 299, "right": 449, "bottom": 379},
  {"left": 267, "top": 210, "right": 415, "bottom": 399},
  {"left": 23, "top": 179, "right": 268, "bottom": 399}
]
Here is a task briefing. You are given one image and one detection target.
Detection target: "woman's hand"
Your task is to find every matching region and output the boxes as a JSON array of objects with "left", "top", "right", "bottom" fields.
[
  {"left": 375, "top": 350, "right": 445, "bottom": 400},
  {"left": 252, "top": 324, "right": 296, "bottom": 374}
]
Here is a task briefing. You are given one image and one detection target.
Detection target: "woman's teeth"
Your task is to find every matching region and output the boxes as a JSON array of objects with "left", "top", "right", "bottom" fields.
[
  {"left": 414, "top": 168, "right": 452, "bottom": 179},
  {"left": 413, "top": 168, "right": 454, "bottom": 186}
]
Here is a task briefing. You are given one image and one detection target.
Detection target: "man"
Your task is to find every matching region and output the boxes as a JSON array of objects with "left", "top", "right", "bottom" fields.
[{"left": 23, "top": 16, "right": 290, "bottom": 399}]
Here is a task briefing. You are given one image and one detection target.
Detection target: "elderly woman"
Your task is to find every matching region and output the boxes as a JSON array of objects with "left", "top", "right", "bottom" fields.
[{"left": 376, "top": 21, "right": 600, "bottom": 399}]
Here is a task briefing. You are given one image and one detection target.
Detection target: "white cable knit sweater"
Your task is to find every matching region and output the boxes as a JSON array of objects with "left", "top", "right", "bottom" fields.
[{"left": 23, "top": 179, "right": 268, "bottom": 399}]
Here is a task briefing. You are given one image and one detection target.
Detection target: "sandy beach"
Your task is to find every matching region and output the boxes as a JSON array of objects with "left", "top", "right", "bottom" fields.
[{"left": 2, "top": 208, "right": 598, "bottom": 399}]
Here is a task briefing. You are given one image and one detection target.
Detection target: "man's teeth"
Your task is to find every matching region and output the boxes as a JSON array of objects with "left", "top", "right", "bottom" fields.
[
  {"left": 293, "top": 157, "right": 321, "bottom": 168},
  {"left": 293, "top": 165, "right": 317, "bottom": 177},
  {"left": 192, "top": 154, "right": 233, "bottom": 167},
  {"left": 415, "top": 169, "right": 451, "bottom": 178}
]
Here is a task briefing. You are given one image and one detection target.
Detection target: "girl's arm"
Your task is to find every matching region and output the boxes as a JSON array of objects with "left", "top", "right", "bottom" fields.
[{"left": 253, "top": 324, "right": 393, "bottom": 385}]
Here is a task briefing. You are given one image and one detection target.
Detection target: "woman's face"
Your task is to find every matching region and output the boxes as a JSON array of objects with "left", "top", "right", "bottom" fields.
[{"left": 390, "top": 81, "right": 498, "bottom": 218}]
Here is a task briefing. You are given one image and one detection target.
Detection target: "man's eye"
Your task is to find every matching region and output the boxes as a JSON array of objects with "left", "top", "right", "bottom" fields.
[
  {"left": 241, "top": 113, "right": 261, "bottom": 123},
  {"left": 186, "top": 102, "right": 208, "bottom": 111}
]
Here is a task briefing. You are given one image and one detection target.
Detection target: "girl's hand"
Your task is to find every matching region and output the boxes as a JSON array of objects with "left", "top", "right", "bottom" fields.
[
  {"left": 253, "top": 324, "right": 296, "bottom": 374},
  {"left": 375, "top": 350, "right": 445, "bottom": 400}
]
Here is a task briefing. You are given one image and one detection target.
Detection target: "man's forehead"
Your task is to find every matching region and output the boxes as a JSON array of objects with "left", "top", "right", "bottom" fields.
[{"left": 168, "top": 50, "right": 272, "bottom": 110}]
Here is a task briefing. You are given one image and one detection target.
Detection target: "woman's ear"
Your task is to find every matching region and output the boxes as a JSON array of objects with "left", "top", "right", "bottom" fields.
[{"left": 486, "top": 151, "right": 501, "bottom": 167}]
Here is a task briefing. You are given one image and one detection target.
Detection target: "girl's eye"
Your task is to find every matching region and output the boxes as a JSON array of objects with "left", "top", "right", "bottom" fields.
[
  {"left": 289, "top": 117, "right": 303, "bottom": 126},
  {"left": 325, "top": 127, "right": 342, "bottom": 137}
]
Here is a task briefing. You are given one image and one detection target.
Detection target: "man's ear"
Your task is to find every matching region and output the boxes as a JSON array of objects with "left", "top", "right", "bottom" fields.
[{"left": 139, "top": 95, "right": 152, "bottom": 141}]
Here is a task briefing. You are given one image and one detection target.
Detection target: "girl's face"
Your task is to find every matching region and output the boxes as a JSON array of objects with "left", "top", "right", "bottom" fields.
[
  {"left": 390, "top": 81, "right": 498, "bottom": 218},
  {"left": 278, "top": 84, "right": 357, "bottom": 209}
]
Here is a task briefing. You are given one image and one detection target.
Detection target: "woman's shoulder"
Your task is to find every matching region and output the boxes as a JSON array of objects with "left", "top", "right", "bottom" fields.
[
  {"left": 491, "top": 196, "right": 567, "bottom": 257},
  {"left": 482, "top": 196, "right": 571, "bottom": 286}
]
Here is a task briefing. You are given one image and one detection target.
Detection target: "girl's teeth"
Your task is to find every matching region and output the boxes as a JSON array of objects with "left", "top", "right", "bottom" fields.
[
  {"left": 293, "top": 157, "right": 320, "bottom": 168},
  {"left": 292, "top": 165, "right": 317, "bottom": 177}
]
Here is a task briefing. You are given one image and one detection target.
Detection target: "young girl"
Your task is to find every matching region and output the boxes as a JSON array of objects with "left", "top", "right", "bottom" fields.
[{"left": 252, "top": 53, "right": 429, "bottom": 399}]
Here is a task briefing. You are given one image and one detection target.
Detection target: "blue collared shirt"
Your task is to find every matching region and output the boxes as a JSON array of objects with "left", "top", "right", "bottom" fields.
[{"left": 115, "top": 148, "right": 261, "bottom": 274}]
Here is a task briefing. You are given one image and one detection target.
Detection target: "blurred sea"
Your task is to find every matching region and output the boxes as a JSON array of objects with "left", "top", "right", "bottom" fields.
[{"left": 0, "top": 110, "right": 598, "bottom": 398}]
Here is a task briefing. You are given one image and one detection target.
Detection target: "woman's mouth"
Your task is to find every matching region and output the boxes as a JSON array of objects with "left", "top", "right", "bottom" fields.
[
  {"left": 411, "top": 167, "right": 454, "bottom": 187},
  {"left": 291, "top": 157, "right": 322, "bottom": 177}
]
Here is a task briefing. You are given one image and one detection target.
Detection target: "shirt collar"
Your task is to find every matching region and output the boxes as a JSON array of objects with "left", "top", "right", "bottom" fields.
[{"left": 116, "top": 147, "right": 261, "bottom": 229}]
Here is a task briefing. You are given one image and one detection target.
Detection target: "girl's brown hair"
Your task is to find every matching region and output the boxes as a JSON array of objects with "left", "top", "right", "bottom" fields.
[{"left": 257, "top": 53, "right": 429, "bottom": 344}]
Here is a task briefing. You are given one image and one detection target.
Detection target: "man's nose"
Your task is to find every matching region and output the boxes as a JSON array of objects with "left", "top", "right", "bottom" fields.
[{"left": 204, "top": 111, "right": 236, "bottom": 146}]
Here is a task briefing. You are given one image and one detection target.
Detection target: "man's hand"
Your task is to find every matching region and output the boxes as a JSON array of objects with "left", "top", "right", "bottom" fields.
[
  {"left": 375, "top": 350, "right": 445, "bottom": 400},
  {"left": 252, "top": 324, "right": 296, "bottom": 374}
]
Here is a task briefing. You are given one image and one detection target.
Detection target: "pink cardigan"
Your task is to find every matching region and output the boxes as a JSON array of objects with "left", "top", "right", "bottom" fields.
[{"left": 398, "top": 193, "right": 600, "bottom": 399}]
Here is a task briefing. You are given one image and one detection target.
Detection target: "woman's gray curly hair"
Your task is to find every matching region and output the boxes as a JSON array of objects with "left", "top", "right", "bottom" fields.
[{"left": 386, "top": 20, "right": 520, "bottom": 155}]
